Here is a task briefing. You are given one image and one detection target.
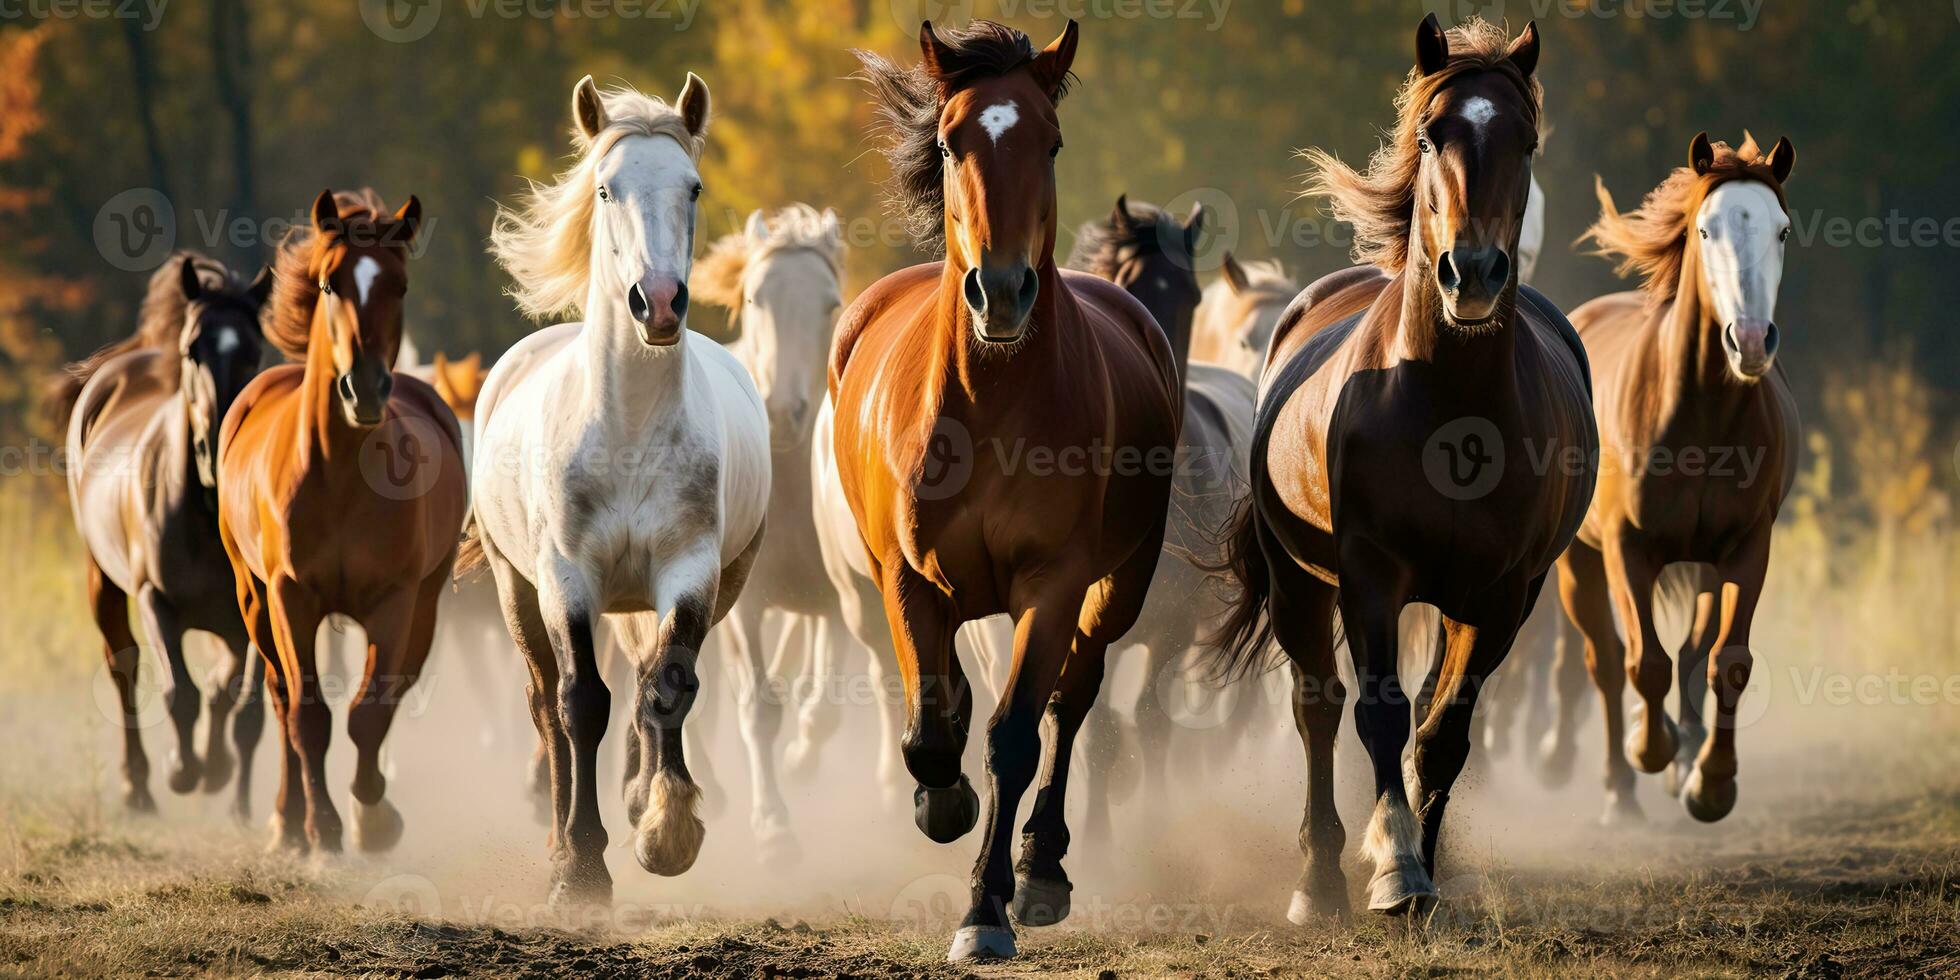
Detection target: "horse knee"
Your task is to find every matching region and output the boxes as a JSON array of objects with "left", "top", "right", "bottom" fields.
[{"left": 558, "top": 672, "right": 610, "bottom": 744}]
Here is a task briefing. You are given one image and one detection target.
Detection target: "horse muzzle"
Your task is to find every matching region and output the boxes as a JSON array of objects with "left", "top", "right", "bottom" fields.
[
  {"left": 1435, "top": 244, "right": 1511, "bottom": 326},
  {"left": 336, "top": 370, "right": 392, "bottom": 427},
  {"left": 628, "top": 278, "right": 687, "bottom": 348},
  {"left": 1724, "top": 317, "right": 1779, "bottom": 379},
  {"left": 963, "top": 262, "right": 1038, "bottom": 345}
]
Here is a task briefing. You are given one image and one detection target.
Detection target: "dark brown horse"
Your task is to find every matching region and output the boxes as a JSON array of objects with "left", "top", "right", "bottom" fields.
[
  {"left": 1551, "top": 133, "right": 1798, "bottom": 824},
  {"left": 1210, "top": 16, "right": 1595, "bottom": 920},
  {"left": 54, "top": 253, "right": 271, "bottom": 818},
  {"left": 839, "top": 20, "right": 1181, "bottom": 960},
  {"left": 217, "top": 189, "right": 468, "bottom": 854}
]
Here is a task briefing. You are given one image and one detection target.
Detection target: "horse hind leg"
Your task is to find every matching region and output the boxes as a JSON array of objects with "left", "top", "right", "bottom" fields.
[
  {"left": 225, "top": 645, "right": 267, "bottom": 824},
  {"left": 723, "top": 598, "right": 798, "bottom": 864},
  {"left": 1272, "top": 573, "right": 1346, "bottom": 924},
  {"left": 1558, "top": 543, "right": 1642, "bottom": 824},
  {"left": 134, "top": 586, "right": 203, "bottom": 794},
  {"left": 88, "top": 560, "right": 153, "bottom": 813}
]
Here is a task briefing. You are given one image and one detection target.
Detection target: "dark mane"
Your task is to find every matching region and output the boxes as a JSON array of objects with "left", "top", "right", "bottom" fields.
[
  {"left": 1302, "top": 17, "right": 1542, "bottom": 274},
  {"left": 266, "top": 189, "right": 393, "bottom": 361},
  {"left": 1065, "top": 198, "right": 1185, "bottom": 278},
  {"left": 1581, "top": 135, "right": 1788, "bottom": 307},
  {"left": 852, "top": 21, "right": 1072, "bottom": 254},
  {"left": 43, "top": 251, "right": 253, "bottom": 429}
]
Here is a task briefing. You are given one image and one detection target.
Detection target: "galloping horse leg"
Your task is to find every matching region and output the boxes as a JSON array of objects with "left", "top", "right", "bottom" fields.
[
  {"left": 1666, "top": 565, "right": 1720, "bottom": 797},
  {"left": 1013, "top": 631, "right": 1106, "bottom": 928},
  {"left": 222, "top": 634, "right": 267, "bottom": 824},
  {"left": 949, "top": 582, "right": 1080, "bottom": 959},
  {"left": 134, "top": 586, "right": 203, "bottom": 794},
  {"left": 345, "top": 571, "right": 445, "bottom": 853},
  {"left": 1075, "top": 661, "right": 1123, "bottom": 845},
  {"left": 881, "top": 565, "right": 977, "bottom": 845},
  {"left": 1605, "top": 541, "right": 1677, "bottom": 774},
  {"left": 1339, "top": 547, "right": 1430, "bottom": 914},
  {"left": 785, "top": 614, "right": 839, "bottom": 770},
  {"left": 199, "top": 627, "right": 251, "bottom": 794},
  {"left": 1272, "top": 572, "right": 1345, "bottom": 924},
  {"left": 1408, "top": 580, "right": 1537, "bottom": 887},
  {"left": 1130, "top": 640, "right": 1178, "bottom": 799},
  {"left": 242, "top": 580, "right": 304, "bottom": 851},
  {"left": 487, "top": 552, "right": 571, "bottom": 888},
  {"left": 1535, "top": 589, "right": 1590, "bottom": 789},
  {"left": 723, "top": 598, "right": 795, "bottom": 863},
  {"left": 1681, "top": 530, "right": 1768, "bottom": 823},
  {"left": 533, "top": 556, "right": 610, "bottom": 905},
  {"left": 267, "top": 576, "right": 337, "bottom": 852},
  {"left": 1557, "top": 542, "right": 1641, "bottom": 823},
  {"left": 87, "top": 559, "right": 152, "bottom": 814}
]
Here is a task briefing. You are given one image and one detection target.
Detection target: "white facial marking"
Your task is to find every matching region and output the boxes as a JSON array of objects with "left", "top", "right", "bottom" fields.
[
  {"left": 1461, "top": 96, "right": 1497, "bottom": 149},
  {"left": 1697, "top": 180, "right": 1788, "bottom": 328},
  {"left": 353, "top": 256, "right": 381, "bottom": 309},
  {"left": 978, "top": 101, "right": 1020, "bottom": 146},
  {"left": 214, "top": 326, "right": 240, "bottom": 355}
]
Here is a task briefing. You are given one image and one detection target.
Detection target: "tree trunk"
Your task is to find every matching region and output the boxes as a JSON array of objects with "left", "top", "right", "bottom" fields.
[
  {"left": 120, "top": 18, "right": 171, "bottom": 202},
  {"left": 211, "top": 0, "right": 256, "bottom": 269}
]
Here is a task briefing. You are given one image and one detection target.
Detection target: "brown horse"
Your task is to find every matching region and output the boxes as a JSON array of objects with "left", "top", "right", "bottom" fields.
[
  {"left": 217, "top": 189, "right": 468, "bottom": 854},
  {"left": 53, "top": 252, "right": 271, "bottom": 817},
  {"left": 1210, "top": 16, "right": 1595, "bottom": 921},
  {"left": 840, "top": 20, "right": 1181, "bottom": 960},
  {"left": 1551, "top": 133, "right": 1799, "bottom": 824}
]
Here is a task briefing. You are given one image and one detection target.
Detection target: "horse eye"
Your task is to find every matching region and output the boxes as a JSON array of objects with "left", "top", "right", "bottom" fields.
[
  {"left": 1699, "top": 228, "right": 1710, "bottom": 240},
  {"left": 319, "top": 281, "right": 333, "bottom": 294},
  {"left": 938, "top": 139, "right": 951, "bottom": 159},
  {"left": 597, "top": 186, "right": 611, "bottom": 202},
  {"left": 1779, "top": 228, "right": 1791, "bottom": 243},
  {"left": 1050, "top": 142, "right": 1062, "bottom": 158},
  {"left": 1417, "top": 135, "right": 1433, "bottom": 154},
  {"left": 691, "top": 184, "right": 703, "bottom": 201}
]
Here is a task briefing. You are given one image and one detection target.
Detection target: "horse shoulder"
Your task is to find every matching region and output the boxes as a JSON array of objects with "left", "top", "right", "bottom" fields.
[
  {"left": 476, "top": 321, "right": 582, "bottom": 434},
  {"left": 389, "top": 373, "right": 466, "bottom": 459},
  {"left": 831, "top": 263, "right": 940, "bottom": 387},
  {"left": 1518, "top": 284, "right": 1594, "bottom": 398},
  {"left": 217, "top": 364, "right": 303, "bottom": 462},
  {"left": 1061, "top": 269, "right": 1179, "bottom": 402}
]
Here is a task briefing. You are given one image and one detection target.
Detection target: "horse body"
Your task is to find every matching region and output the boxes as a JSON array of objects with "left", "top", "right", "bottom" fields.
[
  {"left": 59, "top": 254, "right": 271, "bottom": 817},
  {"left": 1548, "top": 133, "right": 1798, "bottom": 824}
]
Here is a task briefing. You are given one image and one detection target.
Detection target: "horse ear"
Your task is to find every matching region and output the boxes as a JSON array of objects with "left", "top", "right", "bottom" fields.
[
  {"left": 1506, "top": 21, "right": 1540, "bottom": 78},
  {"left": 433, "top": 351, "right": 449, "bottom": 373},
  {"left": 1222, "top": 251, "right": 1250, "bottom": 294},
  {"left": 1766, "top": 136, "right": 1795, "bottom": 185},
  {"left": 394, "top": 195, "right": 423, "bottom": 244},
  {"left": 178, "top": 255, "right": 201, "bottom": 301},
  {"left": 1183, "top": 203, "right": 1206, "bottom": 250},
  {"left": 311, "top": 189, "right": 341, "bottom": 235},
  {"left": 1416, "top": 13, "right": 1450, "bottom": 77},
  {"left": 1689, "top": 131, "right": 1715, "bottom": 176},
  {"left": 247, "top": 265, "right": 274, "bottom": 307},
  {"left": 1030, "top": 20, "right": 1079, "bottom": 100},
  {"left": 745, "top": 209, "right": 769, "bottom": 242},
  {"left": 572, "top": 74, "right": 608, "bottom": 142},
  {"left": 820, "top": 207, "right": 841, "bottom": 238},
  {"left": 918, "top": 21, "right": 955, "bottom": 81},
  {"left": 677, "top": 72, "right": 711, "bottom": 138},
  {"left": 461, "top": 351, "right": 482, "bottom": 375},
  {"left": 1110, "top": 194, "right": 1133, "bottom": 234}
]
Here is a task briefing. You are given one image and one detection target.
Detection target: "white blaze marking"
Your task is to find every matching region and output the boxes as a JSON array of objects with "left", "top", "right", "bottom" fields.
[
  {"left": 978, "top": 101, "right": 1020, "bottom": 146},
  {"left": 214, "top": 327, "right": 240, "bottom": 355},
  {"left": 1461, "top": 96, "right": 1497, "bottom": 149},
  {"left": 353, "top": 256, "right": 381, "bottom": 308}
]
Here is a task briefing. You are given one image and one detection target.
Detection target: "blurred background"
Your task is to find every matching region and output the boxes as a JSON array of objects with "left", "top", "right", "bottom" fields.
[{"left": 0, "top": 0, "right": 1953, "bottom": 680}]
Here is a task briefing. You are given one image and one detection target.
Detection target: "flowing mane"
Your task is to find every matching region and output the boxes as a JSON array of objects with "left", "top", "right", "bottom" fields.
[
  {"left": 1064, "top": 198, "right": 1184, "bottom": 278},
  {"left": 852, "top": 20, "right": 1072, "bottom": 254},
  {"left": 1581, "top": 134, "right": 1787, "bottom": 307},
  {"left": 1302, "top": 17, "right": 1542, "bottom": 275},
  {"left": 691, "top": 204, "right": 845, "bottom": 309},
  {"left": 490, "top": 84, "right": 706, "bottom": 320},
  {"left": 265, "top": 188, "right": 399, "bottom": 360},
  {"left": 43, "top": 251, "right": 251, "bottom": 427}
]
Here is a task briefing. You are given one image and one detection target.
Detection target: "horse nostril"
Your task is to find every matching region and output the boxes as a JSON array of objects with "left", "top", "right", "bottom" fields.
[
  {"left": 627, "top": 282, "right": 651, "bottom": 323},
  {"left": 1763, "top": 323, "right": 1780, "bottom": 356},
  {"left": 1725, "top": 323, "right": 1740, "bottom": 353},
  {"left": 672, "top": 281, "right": 689, "bottom": 319},
  {"left": 1017, "top": 267, "right": 1039, "bottom": 312},
  {"left": 1483, "top": 250, "right": 1510, "bottom": 292},
  {"left": 377, "top": 373, "right": 394, "bottom": 401},
  {"left": 1436, "top": 251, "right": 1460, "bottom": 293},
  {"left": 337, "top": 373, "right": 356, "bottom": 401},
  {"left": 962, "top": 268, "right": 987, "bottom": 313}
]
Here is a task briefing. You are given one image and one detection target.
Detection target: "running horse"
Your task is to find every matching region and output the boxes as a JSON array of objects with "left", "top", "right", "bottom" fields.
[
  {"left": 468, "top": 75, "right": 770, "bottom": 905},
  {"left": 840, "top": 21, "right": 1181, "bottom": 960},
  {"left": 217, "top": 189, "right": 468, "bottom": 854},
  {"left": 1551, "top": 133, "right": 1798, "bottom": 823},
  {"left": 1209, "top": 16, "right": 1595, "bottom": 920},
  {"left": 53, "top": 252, "right": 271, "bottom": 819}
]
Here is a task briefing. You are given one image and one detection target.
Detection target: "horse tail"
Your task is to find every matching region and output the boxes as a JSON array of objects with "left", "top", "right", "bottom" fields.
[
  {"left": 41, "top": 333, "right": 149, "bottom": 433},
  {"left": 452, "top": 509, "right": 486, "bottom": 582},
  {"left": 1201, "top": 495, "right": 1279, "bottom": 680}
]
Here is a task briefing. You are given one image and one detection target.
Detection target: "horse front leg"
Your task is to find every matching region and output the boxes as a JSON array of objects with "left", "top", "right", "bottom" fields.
[
  {"left": 486, "top": 551, "right": 571, "bottom": 891},
  {"left": 242, "top": 579, "right": 304, "bottom": 850},
  {"left": 86, "top": 559, "right": 151, "bottom": 813},
  {"left": 1272, "top": 574, "right": 1345, "bottom": 924},
  {"left": 1337, "top": 547, "right": 1428, "bottom": 914},
  {"left": 534, "top": 557, "right": 610, "bottom": 905},
  {"left": 205, "top": 622, "right": 266, "bottom": 823},
  {"left": 134, "top": 586, "right": 203, "bottom": 794},
  {"left": 1605, "top": 540, "right": 1677, "bottom": 774},
  {"left": 879, "top": 565, "right": 977, "bottom": 845},
  {"left": 1681, "top": 529, "right": 1769, "bottom": 823},
  {"left": 267, "top": 576, "right": 335, "bottom": 853},
  {"left": 1666, "top": 564, "right": 1719, "bottom": 798},
  {"left": 1558, "top": 542, "right": 1642, "bottom": 823},
  {"left": 346, "top": 570, "right": 445, "bottom": 853}
]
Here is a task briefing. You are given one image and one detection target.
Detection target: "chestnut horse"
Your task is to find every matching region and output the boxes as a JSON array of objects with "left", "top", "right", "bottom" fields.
[
  {"left": 218, "top": 189, "right": 467, "bottom": 855},
  {"left": 840, "top": 21, "right": 1180, "bottom": 960},
  {"left": 54, "top": 253, "right": 270, "bottom": 818},
  {"left": 1210, "top": 16, "right": 1595, "bottom": 920},
  {"left": 1551, "top": 133, "right": 1798, "bottom": 824}
]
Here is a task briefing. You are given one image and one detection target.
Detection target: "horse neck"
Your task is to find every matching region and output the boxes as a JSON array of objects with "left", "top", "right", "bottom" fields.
[
  {"left": 1149, "top": 289, "right": 1193, "bottom": 386},
  {"left": 1653, "top": 247, "right": 1755, "bottom": 422},
  {"left": 934, "top": 255, "right": 1069, "bottom": 402},
  {"left": 1390, "top": 269, "right": 1518, "bottom": 395},
  {"left": 296, "top": 313, "right": 364, "bottom": 461},
  {"left": 580, "top": 289, "right": 690, "bottom": 431}
]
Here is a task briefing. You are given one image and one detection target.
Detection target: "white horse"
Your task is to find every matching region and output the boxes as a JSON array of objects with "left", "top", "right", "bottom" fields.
[
  {"left": 466, "top": 74, "right": 770, "bottom": 906},
  {"left": 688, "top": 204, "right": 847, "bottom": 861}
]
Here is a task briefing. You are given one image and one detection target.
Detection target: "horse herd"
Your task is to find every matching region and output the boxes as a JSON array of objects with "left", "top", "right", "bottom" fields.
[{"left": 48, "top": 14, "right": 1798, "bottom": 962}]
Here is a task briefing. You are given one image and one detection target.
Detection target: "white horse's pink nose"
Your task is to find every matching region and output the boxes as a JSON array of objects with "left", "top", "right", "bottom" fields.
[{"left": 628, "top": 276, "right": 688, "bottom": 344}]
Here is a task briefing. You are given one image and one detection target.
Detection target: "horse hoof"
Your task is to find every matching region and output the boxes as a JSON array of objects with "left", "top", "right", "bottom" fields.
[
  {"left": 1681, "top": 767, "right": 1737, "bottom": 823},
  {"left": 265, "top": 814, "right": 305, "bottom": 854},
  {"left": 1533, "top": 732, "right": 1576, "bottom": 790},
  {"left": 1010, "top": 876, "right": 1072, "bottom": 927},
  {"left": 200, "top": 749, "right": 234, "bottom": 793},
  {"left": 166, "top": 750, "right": 203, "bottom": 795},
  {"left": 547, "top": 874, "right": 612, "bottom": 912},
  {"left": 1286, "top": 886, "right": 1350, "bottom": 926},
  {"left": 1663, "top": 725, "right": 1706, "bottom": 797},
  {"left": 914, "top": 777, "right": 979, "bottom": 844},
  {"left": 1623, "top": 706, "right": 1678, "bottom": 774},
  {"left": 1366, "top": 856, "right": 1437, "bottom": 915},
  {"left": 783, "top": 735, "right": 818, "bottom": 772},
  {"left": 754, "top": 816, "right": 802, "bottom": 867},
  {"left": 1599, "top": 788, "right": 1645, "bottom": 827},
  {"left": 351, "top": 798, "right": 405, "bottom": 853},
  {"left": 635, "top": 772, "right": 706, "bottom": 876},
  {"left": 946, "top": 925, "right": 1017, "bottom": 962},
  {"left": 123, "top": 784, "right": 158, "bottom": 815}
]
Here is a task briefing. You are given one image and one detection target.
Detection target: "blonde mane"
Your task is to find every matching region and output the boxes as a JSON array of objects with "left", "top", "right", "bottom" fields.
[
  {"left": 691, "top": 204, "right": 845, "bottom": 310},
  {"left": 1582, "top": 134, "right": 1787, "bottom": 308},
  {"left": 1302, "top": 18, "right": 1542, "bottom": 275},
  {"left": 490, "top": 84, "right": 706, "bottom": 321}
]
